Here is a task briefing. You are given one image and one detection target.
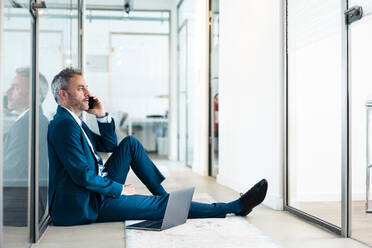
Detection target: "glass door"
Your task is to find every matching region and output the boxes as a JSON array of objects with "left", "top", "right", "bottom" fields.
[
  {"left": 348, "top": 0, "right": 372, "bottom": 245},
  {"left": 2, "top": 0, "right": 32, "bottom": 246},
  {"left": 286, "top": 0, "right": 343, "bottom": 233}
]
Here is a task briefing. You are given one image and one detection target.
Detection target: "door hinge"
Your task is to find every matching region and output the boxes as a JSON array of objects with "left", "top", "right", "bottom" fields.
[
  {"left": 208, "top": 10, "right": 213, "bottom": 26},
  {"left": 31, "top": 0, "right": 47, "bottom": 11},
  {"left": 345, "top": 6, "right": 363, "bottom": 25}
]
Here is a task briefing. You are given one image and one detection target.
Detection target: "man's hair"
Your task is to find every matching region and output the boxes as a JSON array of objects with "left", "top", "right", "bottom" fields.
[
  {"left": 51, "top": 68, "right": 82, "bottom": 104},
  {"left": 16, "top": 67, "right": 49, "bottom": 104}
]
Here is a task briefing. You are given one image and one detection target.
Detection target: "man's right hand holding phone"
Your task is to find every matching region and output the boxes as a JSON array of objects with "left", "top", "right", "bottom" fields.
[{"left": 87, "top": 96, "right": 106, "bottom": 118}]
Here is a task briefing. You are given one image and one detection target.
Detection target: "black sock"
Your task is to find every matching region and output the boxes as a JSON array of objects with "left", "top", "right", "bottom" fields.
[{"left": 225, "top": 198, "right": 244, "bottom": 214}]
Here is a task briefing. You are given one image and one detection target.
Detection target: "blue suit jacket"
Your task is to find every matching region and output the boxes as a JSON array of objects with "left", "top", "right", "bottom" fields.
[{"left": 47, "top": 106, "right": 122, "bottom": 226}]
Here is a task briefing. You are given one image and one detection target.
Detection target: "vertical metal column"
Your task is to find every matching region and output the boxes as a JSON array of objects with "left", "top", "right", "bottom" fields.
[
  {"left": 341, "top": 0, "right": 350, "bottom": 238},
  {"left": 78, "top": 0, "right": 86, "bottom": 123},
  {"left": 207, "top": 0, "right": 213, "bottom": 177},
  {"left": 282, "top": 0, "right": 288, "bottom": 210},
  {"left": 29, "top": 0, "right": 46, "bottom": 242},
  {"left": 78, "top": 0, "right": 86, "bottom": 75},
  {"left": 366, "top": 102, "right": 372, "bottom": 212},
  {"left": 29, "top": 3, "right": 40, "bottom": 242},
  {"left": 28, "top": 7, "right": 39, "bottom": 243}
]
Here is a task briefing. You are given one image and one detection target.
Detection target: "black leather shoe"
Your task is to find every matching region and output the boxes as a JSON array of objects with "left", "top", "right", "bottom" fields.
[{"left": 237, "top": 179, "right": 268, "bottom": 216}]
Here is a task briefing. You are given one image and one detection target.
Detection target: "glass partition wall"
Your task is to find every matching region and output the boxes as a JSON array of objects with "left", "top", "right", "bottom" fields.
[
  {"left": 84, "top": 10, "right": 170, "bottom": 158},
  {"left": 0, "top": 0, "right": 80, "bottom": 246},
  {"left": 286, "top": 0, "right": 343, "bottom": 231},
  {"left": 348, "top": 0, "right": 372, "bottom": 245},
  {"left": 0, "top": 4, "right": 169, "bottom": 245},
  {"left": 2, "top": 1, "right": 32, "bottom": 247},
  {"left": 286, "top": 0, "right": 372, "bottom": 243}
]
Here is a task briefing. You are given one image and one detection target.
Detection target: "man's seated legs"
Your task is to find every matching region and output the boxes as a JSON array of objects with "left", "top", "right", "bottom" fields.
[
  {"left": 97, "top": 179, "right": 268, "bottom": 222},
  {"left": 98, "top": 194, "right": 169, "bottom": 222},
  {"left": 97, "top": 194, "right": 242, "bottom": 222},
  {"left": 103, "top": 135, "right": 167, "bottom": 196},
  {"left": 99, "top": 135, "right": 268, "bottom": 222}
]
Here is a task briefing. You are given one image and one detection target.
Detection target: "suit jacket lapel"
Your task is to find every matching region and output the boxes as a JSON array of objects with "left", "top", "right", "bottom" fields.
[{"left": 81, "top": 121, "right": 103, "bottom": 165}]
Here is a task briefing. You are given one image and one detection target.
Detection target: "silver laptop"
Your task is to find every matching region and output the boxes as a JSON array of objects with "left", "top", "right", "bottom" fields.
[{"left": 126, "top": 187, "right": 195, "bottom": 231}]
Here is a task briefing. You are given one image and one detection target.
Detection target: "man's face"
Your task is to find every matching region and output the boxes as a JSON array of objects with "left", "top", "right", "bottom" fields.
[
  {"left": 6, "top": 74, "right": 29, "bottom": 110},
  {"left": 63, "top": 75, "right": 90, "bottom": 112}
]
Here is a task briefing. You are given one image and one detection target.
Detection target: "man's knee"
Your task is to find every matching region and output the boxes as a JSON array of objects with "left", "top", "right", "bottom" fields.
[
  {"left": 119, "top": 135, "right": 133, "bottom": 146},
  {"left": 118, "top": 136, "right": 142, "bottom": 152}
]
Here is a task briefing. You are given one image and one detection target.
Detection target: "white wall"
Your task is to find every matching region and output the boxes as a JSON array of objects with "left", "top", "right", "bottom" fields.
[
  {"left": 216, "top": 0, "right": 284, "bottom": 210},
  {"left": 190, "top": 0, "right": 209, "bottom": 175}
]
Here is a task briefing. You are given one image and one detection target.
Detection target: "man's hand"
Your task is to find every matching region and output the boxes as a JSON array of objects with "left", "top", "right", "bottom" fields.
[
  {"left": 121, "top": 184, "right": 137, "bottom": 196},
  {"left": 86, "top": 96, "right": 106, "bottom": 118}
]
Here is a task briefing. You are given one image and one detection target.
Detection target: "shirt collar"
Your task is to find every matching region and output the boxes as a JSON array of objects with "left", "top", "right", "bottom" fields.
[
  {"left": 15, "top": 109, "right": 29, "bottom": 122},
  {"left": 60, "top": 105, "right": 83, "bottom": 126}
]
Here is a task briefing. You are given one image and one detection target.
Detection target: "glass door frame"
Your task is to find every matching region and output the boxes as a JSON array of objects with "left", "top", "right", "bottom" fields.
[
  {"left": 207, "top": 0, "right": 219, "bottom": 177},
  {"left": 283, "top": 0, "right": 350, "bottom": 237}
]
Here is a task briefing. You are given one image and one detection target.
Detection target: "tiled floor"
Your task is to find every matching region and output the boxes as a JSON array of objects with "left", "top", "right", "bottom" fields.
[{"left": 31, "top": 160, "right": 370, "bottom": 248}]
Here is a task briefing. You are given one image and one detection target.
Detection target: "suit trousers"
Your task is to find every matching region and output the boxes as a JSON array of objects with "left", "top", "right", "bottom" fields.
[{"left": 97, "top": 136, "right": 230, "bottom": 222}]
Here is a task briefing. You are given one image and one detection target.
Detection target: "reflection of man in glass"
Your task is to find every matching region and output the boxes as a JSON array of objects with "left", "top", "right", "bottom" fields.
[{"left": 3, "top": 67, "right": 49, "bottom": 226}]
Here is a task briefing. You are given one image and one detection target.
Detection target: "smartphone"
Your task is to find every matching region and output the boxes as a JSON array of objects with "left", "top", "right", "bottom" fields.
[{"left": 88, "top": 97, "right": 96, "bottom": 109}]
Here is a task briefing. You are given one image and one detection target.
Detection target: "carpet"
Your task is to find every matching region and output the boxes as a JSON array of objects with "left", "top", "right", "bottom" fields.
[{"left": 125, "top": 193, "right": 282, "bottom": 248}]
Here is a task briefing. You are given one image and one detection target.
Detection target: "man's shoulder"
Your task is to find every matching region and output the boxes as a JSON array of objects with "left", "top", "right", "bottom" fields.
[{"left": 48, "top": 114, "right": 79, "bottom": 135}]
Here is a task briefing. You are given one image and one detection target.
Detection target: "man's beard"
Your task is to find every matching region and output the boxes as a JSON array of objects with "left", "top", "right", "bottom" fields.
[
  {"left": 67, "top": 93, "right": 88, "bottom": 111},
  {"left": 78, "top": 101, "right": 89, "bottom": 111}
]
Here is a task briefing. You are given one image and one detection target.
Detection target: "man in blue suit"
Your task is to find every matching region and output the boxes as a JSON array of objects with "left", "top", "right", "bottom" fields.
[{"left": 48, "top": 68, "right": 268, "bottom": 226}]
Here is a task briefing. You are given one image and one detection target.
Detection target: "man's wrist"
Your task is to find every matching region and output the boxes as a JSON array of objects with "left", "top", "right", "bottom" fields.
[{"left": 96, "top": 111, "right": 106, "bottom": 118}]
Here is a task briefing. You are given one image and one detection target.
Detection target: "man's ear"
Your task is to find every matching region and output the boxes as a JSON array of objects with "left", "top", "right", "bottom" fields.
[{"left": 58, "top": 89, "right": 67, "bottom": 102}]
